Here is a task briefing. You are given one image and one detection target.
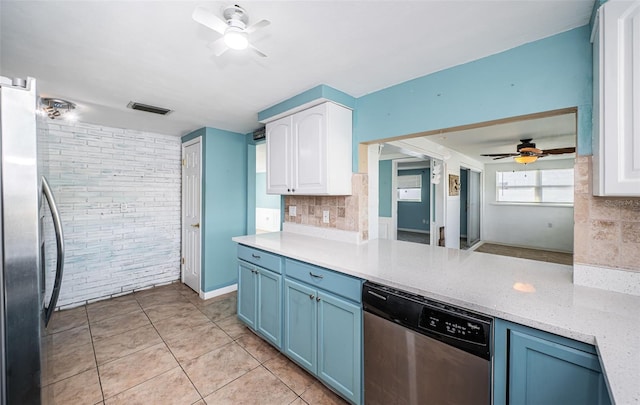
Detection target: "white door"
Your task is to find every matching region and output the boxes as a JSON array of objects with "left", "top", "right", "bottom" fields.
[
  {"left": 182, "top": 138, "right": 201, "bottom": 294},
  {"left": 294, "top": 104, "right": 326, "bottom": 194},
  {"left": 467, "top": 170, "right": 481, "bottom": 246},
  {"left": 430, "top": 159, "right": 446, "bottom": 246},
  {"left": 266, "top": 116, "right": 292, "bottom": 194}
]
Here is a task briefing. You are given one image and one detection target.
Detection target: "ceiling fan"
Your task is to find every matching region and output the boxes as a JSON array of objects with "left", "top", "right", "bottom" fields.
[
  {"left": 481, "top": 139, "right": 575, "bottom": 164},
  {"left": 192, "top": 4, "right": 270, "bottom": 57}
]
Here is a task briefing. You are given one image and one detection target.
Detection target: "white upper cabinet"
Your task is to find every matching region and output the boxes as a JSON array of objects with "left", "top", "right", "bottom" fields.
[
  {"left": 266, "top": 102, "right": 352, "bottom": 195},
  {"left": 592, "top": 0, "right": 640, "bottom": 196}
]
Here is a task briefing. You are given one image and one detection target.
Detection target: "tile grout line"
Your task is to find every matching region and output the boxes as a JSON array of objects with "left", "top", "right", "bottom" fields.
[
  {"left": 135, "top": 285, "right": 208, "bottom": 403},
  {"left": 85, "top": 305, "right": 107, "bottom": 404}
]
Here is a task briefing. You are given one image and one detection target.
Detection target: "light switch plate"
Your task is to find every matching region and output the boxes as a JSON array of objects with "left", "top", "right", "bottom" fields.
[
  {"left": 290, "top": 206, "right": 296, "bottom": 217},
  {"left": 323, "top": 210, "right": 329, "bottom": 224}
]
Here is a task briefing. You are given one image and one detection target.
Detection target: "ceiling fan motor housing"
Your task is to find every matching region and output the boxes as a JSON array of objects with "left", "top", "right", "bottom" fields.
[
  {"left": 223, "top": 4, "right": 249, "bottom": 27},
  {"left": 516, "top": 139, "right": 536, "bottom": 152}
]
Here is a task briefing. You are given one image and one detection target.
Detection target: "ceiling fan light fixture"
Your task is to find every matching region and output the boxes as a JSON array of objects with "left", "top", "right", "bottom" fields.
[
  {"left": 224, "top": 28, "right": 249, "bottom": 50},
  {"left": 514, "top": 155, "right": 538, "bottom": 164}
]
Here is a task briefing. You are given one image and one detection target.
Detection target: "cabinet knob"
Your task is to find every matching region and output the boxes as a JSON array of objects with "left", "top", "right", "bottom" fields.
[
  {"left": 316, "top": 296, "right": 321, "bottom": 302},
  {"left": 287, "top": 188, "right": 291, "bottom": 192},
  {"left": 292, "top": 188, "right": 295, "bottom": 192},
  {"left": 309, "top": 294, "right": 315, "bottom": 300}
]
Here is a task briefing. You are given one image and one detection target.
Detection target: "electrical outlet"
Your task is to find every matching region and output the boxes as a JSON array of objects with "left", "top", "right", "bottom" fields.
[
  {"left": 289, "top": 206, "right": 296, "bottom": 217},
  {"left": 323, "top": 210, "right": 330, "bottom": 224},
  {"left": 548, "top": 222, "right": 553, "bottom": 228}
]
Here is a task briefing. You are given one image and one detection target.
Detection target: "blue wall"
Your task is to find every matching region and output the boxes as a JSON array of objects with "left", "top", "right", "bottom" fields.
[
  {"left": 397, "top": 169, "right": 430, "bottom": 232},
  {"left": 256, "top": 172, "right": 281, "bottom": 209},
  {"left": 378, "top": 160, "right": 392, "bottom": 217},
  {"left": 354, "top": 26, "right": 593, "bottom": 168},
  {"left": 182, "top": 127, "right": 248, "bottom": 293}
]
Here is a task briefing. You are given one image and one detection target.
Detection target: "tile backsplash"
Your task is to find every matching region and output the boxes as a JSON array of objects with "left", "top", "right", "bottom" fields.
[
  {"left": 284, "top": 173, "right": 369, "bottom": 241},
  {"left": 574, "top": 156, "right": 640, "bottom": 272}
]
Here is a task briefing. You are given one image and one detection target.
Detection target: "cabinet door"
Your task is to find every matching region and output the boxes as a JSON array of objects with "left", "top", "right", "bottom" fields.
[
  {"left": 317, "top": 290, "right": 362, "bottom": 405},
  {"left": 237, "top": 261, "right": 257, "bottom": 329},
  {"left": 284, "top": 278, "right": 317, "bottom": 374},
  {"left": 293, "top": 104, "right": 326, "bottom": 194},
  {"left": 266, "top": 116, "right": 292, "bottom": 194},
  {"left": 257, "top": 268, "right": 282, "bottom": 349},
  {"left": 593, "top": 0, "right": 640, "bottom": 196},
  {"left": 509, "top": 330, "right": 611, "bottom": 405}
]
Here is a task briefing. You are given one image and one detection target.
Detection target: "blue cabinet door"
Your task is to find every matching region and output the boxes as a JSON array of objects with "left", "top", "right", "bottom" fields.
[
  {"left": 237, "top": 261, "right": 257, "bottom": 328},
  {"left": 317, "top": 290, "right": 362, "bottom": 405},
  {"left": 494, "top": 319, "right": 611, "bottom": 405},
  {"left": 257, "top": 268, "right": 282, "bottom": 349},
  {"left": 284, "top": 278, "right": 317, "bottom": 374}
]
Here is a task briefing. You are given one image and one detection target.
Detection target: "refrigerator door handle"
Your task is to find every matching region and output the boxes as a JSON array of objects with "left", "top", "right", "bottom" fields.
[{"left": 42, "top": 176, "right": 64, "bottom": 327}]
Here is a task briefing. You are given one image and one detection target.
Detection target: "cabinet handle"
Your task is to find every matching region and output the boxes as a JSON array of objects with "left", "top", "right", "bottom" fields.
[
  {"left": 309, "top": 272, "right": 324, "bottom": 279},
  {"left": 316, "top": 297, "right": 321, "bottom": 302},
  {"left": 251, "top": 254, "right": 261, "bottom": 259},
  {"left": 309, "top": 294, "right": 315, "bottom": 300}
]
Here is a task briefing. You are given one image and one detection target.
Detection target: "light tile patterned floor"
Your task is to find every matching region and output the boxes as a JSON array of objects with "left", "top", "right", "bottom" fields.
[{"left": 44, "top": 283, "right": 348, "bottom": 405}]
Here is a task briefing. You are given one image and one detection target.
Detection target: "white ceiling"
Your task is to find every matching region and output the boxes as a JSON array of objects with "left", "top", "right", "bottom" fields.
[
  {"left": 380, "top": 112, "right": 577, "bottom": 164},
  {"left": 0, "top": 1, "right": 593, "bottom": 137}
]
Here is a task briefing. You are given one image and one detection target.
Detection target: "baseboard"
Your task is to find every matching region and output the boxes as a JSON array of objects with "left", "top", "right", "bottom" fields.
[
  {"left": 201, "top": 284, "right": 238, "bottom": 300},
  {"left": 397, "top": 228, "right": 430, "bottom": 234}
]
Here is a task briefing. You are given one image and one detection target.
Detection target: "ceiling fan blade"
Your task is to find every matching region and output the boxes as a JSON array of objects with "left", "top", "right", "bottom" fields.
[
  {"left": 492, "top": 156, "right": 512, "bottom": 160},
  {"left": 480, "top": 153, "right": 519, "bottom": 157},
  {"left": 208, "top": 38, "right": 229, "bottom": 57},
  {"left": 193, "top": 6, "right": 228, "bottom": 35},
  {"left": 246, "top": 19, "right": 270, "bottom": 34},
  {"left": 249, "top": 44, "right": 267, "bottom": 57},
  {"left": 542, "top": 147, "right": 576, "bottom": 155}
]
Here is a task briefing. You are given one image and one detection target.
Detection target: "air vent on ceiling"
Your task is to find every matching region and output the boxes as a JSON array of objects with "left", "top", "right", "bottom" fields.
[{"left": 127, "top": 101, "right": 172, "bottom": 115}]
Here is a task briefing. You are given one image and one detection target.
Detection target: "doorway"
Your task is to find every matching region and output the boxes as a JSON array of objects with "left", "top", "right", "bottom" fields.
[
  {"left": 460, "top": 167, "right": 481, "bottom": 249},
  {"left": 255, "top": 143, "right": 281, "bottom": 233},
  {"left": 397, "top": 160, "right": 431, "bottom": 244},
  {"left": 181, "top": 138, "right": 201, "bottom": 294}
]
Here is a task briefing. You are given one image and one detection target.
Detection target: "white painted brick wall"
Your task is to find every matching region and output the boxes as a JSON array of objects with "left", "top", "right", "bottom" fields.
[{"left": 41, "top": 120, "right": 182, "bottom": 308}]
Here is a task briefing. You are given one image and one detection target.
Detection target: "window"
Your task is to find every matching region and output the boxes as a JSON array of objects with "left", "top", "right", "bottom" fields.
[
  {"left": 496, "top": 168, "right": 574, "bottom": 204},
  {"left": 397, "top": 174, "right": 422, "bottom": 202}
]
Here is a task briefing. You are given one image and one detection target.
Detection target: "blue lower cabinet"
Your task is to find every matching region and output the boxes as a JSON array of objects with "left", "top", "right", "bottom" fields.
[
  {"left": 284, "top": 277, "right": 362, "bottom": 405},
  {"left": 284, "top": 278, "right": 317, "bottom": 373},
  {"left": 237, "top": 259, "right": 283, "bottom": 349},
  {"left": 257, "top": 269, "right": 282, "bottom": 348},
  {"left": 237, "top": 261, "right": 257, "bottom": 329},
  {"left": 494, "top": 319, "right": 611, "bottom": 405},
  {"left": 317, "top": 291, "right": 362, "bottom": 405}
]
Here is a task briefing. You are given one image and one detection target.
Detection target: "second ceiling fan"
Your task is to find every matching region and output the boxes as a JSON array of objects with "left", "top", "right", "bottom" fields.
[{"left": 481, "top": 139, "right": 575, "bottom": 164}]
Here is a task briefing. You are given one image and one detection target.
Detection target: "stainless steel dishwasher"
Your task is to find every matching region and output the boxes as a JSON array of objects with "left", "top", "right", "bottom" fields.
[{"left": 363, "top": 282, "right": 492, "bottom": 405}]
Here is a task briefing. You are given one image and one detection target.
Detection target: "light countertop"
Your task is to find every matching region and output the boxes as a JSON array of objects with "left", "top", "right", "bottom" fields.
[{"left": 233, "top": 232, "right": 640, "bottom": 404}]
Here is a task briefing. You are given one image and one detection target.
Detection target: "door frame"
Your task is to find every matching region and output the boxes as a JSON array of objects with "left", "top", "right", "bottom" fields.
[
  {"left": 460, "top": 165, "right": 483, "bottom": 249},
  {"left": 181, "top": 137, "right": 202, "bottom": 293}
]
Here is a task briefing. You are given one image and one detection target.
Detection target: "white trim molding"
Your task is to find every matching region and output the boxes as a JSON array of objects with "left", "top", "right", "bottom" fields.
[{"left": 201, "top": 284, "right": 238, "bottom": 300}]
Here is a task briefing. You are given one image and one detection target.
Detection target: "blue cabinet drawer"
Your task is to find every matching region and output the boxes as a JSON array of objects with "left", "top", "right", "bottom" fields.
[
  {"left": 285, "top": 259, "right": 362, "bottom": 303},
  {"left": 238, "top": 245, "right": 282, "bottom": 274}
]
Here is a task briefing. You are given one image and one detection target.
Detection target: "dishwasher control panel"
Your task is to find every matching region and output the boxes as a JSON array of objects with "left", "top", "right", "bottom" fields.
[{"left": 419, "top": 308, "right": 487, "bottom": 345}]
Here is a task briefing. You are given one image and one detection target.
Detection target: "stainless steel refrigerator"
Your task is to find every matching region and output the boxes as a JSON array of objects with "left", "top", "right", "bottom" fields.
[{"left": 0, "top": 76, "right": 65, "bottom": 404}]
